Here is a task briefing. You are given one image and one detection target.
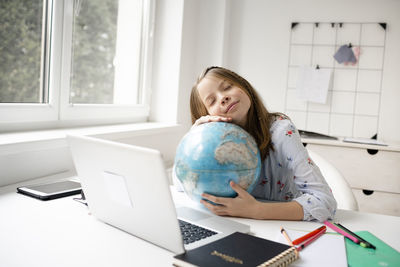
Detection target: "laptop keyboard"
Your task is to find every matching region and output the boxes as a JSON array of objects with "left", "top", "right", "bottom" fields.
[{"left": 178, "top": 219, "right": 217, "bottom": 245}]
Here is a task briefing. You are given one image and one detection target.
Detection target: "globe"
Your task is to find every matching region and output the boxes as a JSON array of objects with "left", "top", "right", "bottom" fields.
[{"left": 174, "top": 122, "right": 261, "bottom": 203}]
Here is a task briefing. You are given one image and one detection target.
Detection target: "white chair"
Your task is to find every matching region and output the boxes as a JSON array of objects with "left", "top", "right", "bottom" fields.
[{"left": 308, "top": 149, "right": 359, "bottom": 211}]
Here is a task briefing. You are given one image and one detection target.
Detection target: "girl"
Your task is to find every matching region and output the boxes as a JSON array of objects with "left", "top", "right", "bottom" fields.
[{"left": 190, "top": 66, "right": 336, "bottom": 222}]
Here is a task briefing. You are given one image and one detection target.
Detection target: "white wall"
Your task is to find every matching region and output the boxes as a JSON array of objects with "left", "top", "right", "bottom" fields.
[
  {"left": 0, "top": 125, "right": 183, "bottom": 186},
  {"left": 225, "top": 0, "right": 400, "bottom": 143},
  {"left": 152, "top": 0, "right": 231, "bottom": 127},
  {"left": 149, "top": 0, "right": 184, "bottom": 124}
]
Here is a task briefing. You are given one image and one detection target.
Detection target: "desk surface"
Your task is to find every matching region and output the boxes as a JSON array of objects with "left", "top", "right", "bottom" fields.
[
  {"left": 1, "top": 177, "right": 400, "bottom": 267},
  {"left": 301, "top": 136, "right": 400, "bottom": 152}
]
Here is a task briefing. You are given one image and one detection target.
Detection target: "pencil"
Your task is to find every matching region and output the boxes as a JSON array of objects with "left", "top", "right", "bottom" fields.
[
  {"left": 336, "top": 223, "right": 376, "bottom": 250},
  {"left": 296, "top": 227, "right": 327, "bottom": 251},
  {"left": 280, "top": 227, "right": 299, "bottom": 257},
  {"left": 292, "top": 225, "right": 326, "bottom": 245},
  {"left": 324, "top": 220, "right": 360, "bottom": 244},
  {"left": 280, "top": 227, "right": 294, "bottom": 246}
]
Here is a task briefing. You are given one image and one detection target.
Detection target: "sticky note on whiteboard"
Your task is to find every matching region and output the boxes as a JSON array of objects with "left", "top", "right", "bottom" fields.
[{"left": 102, "top": 171, "right": 133, "bottom": 208}]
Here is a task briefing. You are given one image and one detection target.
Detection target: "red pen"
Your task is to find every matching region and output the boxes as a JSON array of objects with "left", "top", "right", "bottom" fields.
[
  {"left": 292, "top": 226, "right": 326, "bottom": 245},
  {"left": 296, "top": 227, "right": 327, "bottom": 251}
]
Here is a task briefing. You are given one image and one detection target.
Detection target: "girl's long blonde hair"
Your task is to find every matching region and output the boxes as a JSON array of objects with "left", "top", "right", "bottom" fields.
[{"left": 190, "top": 66, "right": 283, "bottom": 160}]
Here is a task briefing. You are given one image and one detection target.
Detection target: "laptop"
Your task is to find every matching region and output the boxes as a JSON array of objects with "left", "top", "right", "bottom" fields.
[{"left": 67, "top": 135, "right": 250, "bottom": 254}]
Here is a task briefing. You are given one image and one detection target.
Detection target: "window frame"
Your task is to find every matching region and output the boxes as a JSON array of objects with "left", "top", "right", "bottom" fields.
[{"left": 0, "top": 0, "right": 155, "bottom": 132}]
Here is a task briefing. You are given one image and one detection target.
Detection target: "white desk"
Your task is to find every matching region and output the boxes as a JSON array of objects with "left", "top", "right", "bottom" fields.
[{"left": 1, "top": 176, "right": 399, "bottom": 267}]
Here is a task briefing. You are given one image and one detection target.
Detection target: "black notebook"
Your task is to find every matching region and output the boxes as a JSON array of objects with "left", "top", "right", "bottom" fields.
[{"left": 173, "top": 232, "right": 298, "bottom": 267}]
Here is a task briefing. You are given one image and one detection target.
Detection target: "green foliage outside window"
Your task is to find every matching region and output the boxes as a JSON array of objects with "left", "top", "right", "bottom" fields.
[
  {"left": 0, "top": 0, "right": 118, "bottom": 104},
  {"left": 71, "top": 0, "right": 118, "bottom": 104},
  {"left": 0, "top": 0, "right": 43, "bottom": 103}
]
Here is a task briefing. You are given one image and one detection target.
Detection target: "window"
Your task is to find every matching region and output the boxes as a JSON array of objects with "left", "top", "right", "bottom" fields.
[
  {"left": 0, "top": 0, "right": 154, "bottom": 131},
  {"left": 0, "top": 0, "right": 45, "bottom": 104}
]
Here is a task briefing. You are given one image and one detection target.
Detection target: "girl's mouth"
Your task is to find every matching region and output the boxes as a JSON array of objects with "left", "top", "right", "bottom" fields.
[{"left": 226, "top": 101, "right": 239, "bottom": 113}]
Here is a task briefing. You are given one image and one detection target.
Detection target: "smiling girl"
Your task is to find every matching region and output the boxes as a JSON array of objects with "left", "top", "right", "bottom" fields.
[{"left": 189, "top": 66, "right": 337, "bottom": 222}]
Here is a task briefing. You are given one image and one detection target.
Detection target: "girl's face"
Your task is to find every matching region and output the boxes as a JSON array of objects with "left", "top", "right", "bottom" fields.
[{"left": 196, "top": 75, "right": 251, "bottom": 127}]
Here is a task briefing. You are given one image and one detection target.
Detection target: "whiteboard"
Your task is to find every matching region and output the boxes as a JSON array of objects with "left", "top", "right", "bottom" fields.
[{"left": 284, "top": 22, "right": 386, "bottom": 139}]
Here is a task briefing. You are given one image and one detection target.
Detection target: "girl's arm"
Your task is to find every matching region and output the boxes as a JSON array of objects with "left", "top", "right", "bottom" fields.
[
  {"left": 201, "top": 181, "right": 304, "bottom": 220},
  {"left": 273, "top": 119, "right": 337, "bottom": 221}
]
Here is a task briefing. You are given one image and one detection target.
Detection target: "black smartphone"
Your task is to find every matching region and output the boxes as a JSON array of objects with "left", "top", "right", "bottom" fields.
[{"left": 17, "top": 180, "right": 82, "bottom": 201}]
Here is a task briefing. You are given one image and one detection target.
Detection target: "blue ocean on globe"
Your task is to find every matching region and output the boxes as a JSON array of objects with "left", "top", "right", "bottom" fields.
[{"left": 174, "top": 122, "right": 261, "bottom": 203}]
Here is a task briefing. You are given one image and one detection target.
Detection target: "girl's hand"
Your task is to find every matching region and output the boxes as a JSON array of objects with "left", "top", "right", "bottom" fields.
[
  {"left": 200, "top": 181, "right": 260, "bottom": 219},
  {"left": 192, "top": 115, "right": 232, "bottom": 127}
]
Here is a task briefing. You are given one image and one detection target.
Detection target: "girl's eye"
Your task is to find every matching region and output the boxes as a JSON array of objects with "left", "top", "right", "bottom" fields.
[
  {"left": 207, "top": 98, "right": 215, "bottom": 106},
  {"left": 224, "top": 85, "right": 232, "bottom": 90}
]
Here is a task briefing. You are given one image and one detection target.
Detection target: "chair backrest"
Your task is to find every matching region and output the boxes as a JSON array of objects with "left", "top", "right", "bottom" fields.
[{"left": 308, "top": 149, "right": 359, "bottom": 211}]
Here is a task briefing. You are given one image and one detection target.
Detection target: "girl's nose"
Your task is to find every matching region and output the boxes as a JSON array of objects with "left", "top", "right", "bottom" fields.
[{"left": 221, "top": 96, "right": 230, "bottom": 105}]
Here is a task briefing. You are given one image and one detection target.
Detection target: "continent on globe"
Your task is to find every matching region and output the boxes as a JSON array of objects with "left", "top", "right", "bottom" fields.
[{"left": 174, "top": 122, "right": 261, "bottom": 203}]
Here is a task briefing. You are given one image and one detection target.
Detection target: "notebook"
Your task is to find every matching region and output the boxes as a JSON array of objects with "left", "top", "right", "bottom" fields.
[
  {"left": 173, "top": 232, "right": 298, "bottom": 267},
  {"left": 67, "top": 135, "right": 250, "bottom": 254},
  {"left": 345, "top": 231, "right": 400, "bottom": 267}
]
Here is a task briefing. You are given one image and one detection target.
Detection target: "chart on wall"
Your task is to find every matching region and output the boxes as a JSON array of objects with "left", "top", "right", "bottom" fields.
[{"left": 284, "top": 22, "right": 387, "bottom": 139}]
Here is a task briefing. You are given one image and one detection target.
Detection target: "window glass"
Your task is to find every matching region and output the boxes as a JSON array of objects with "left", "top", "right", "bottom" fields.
[
  {"left": 70, "top": 0, "right": 143, "bottom": 105},
  {"left": 0, "top": 0, "right": 45, "bottom": 103}
]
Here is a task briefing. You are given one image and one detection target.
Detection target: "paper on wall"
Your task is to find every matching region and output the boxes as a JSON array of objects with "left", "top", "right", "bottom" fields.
[{"left": 296, "top": 66, "right": 332, "bottom": 104}]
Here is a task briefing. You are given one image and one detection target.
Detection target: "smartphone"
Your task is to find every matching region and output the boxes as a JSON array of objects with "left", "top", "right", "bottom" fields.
[{"left": 17, "top": 180, "right": 82, "bottom": 201}]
